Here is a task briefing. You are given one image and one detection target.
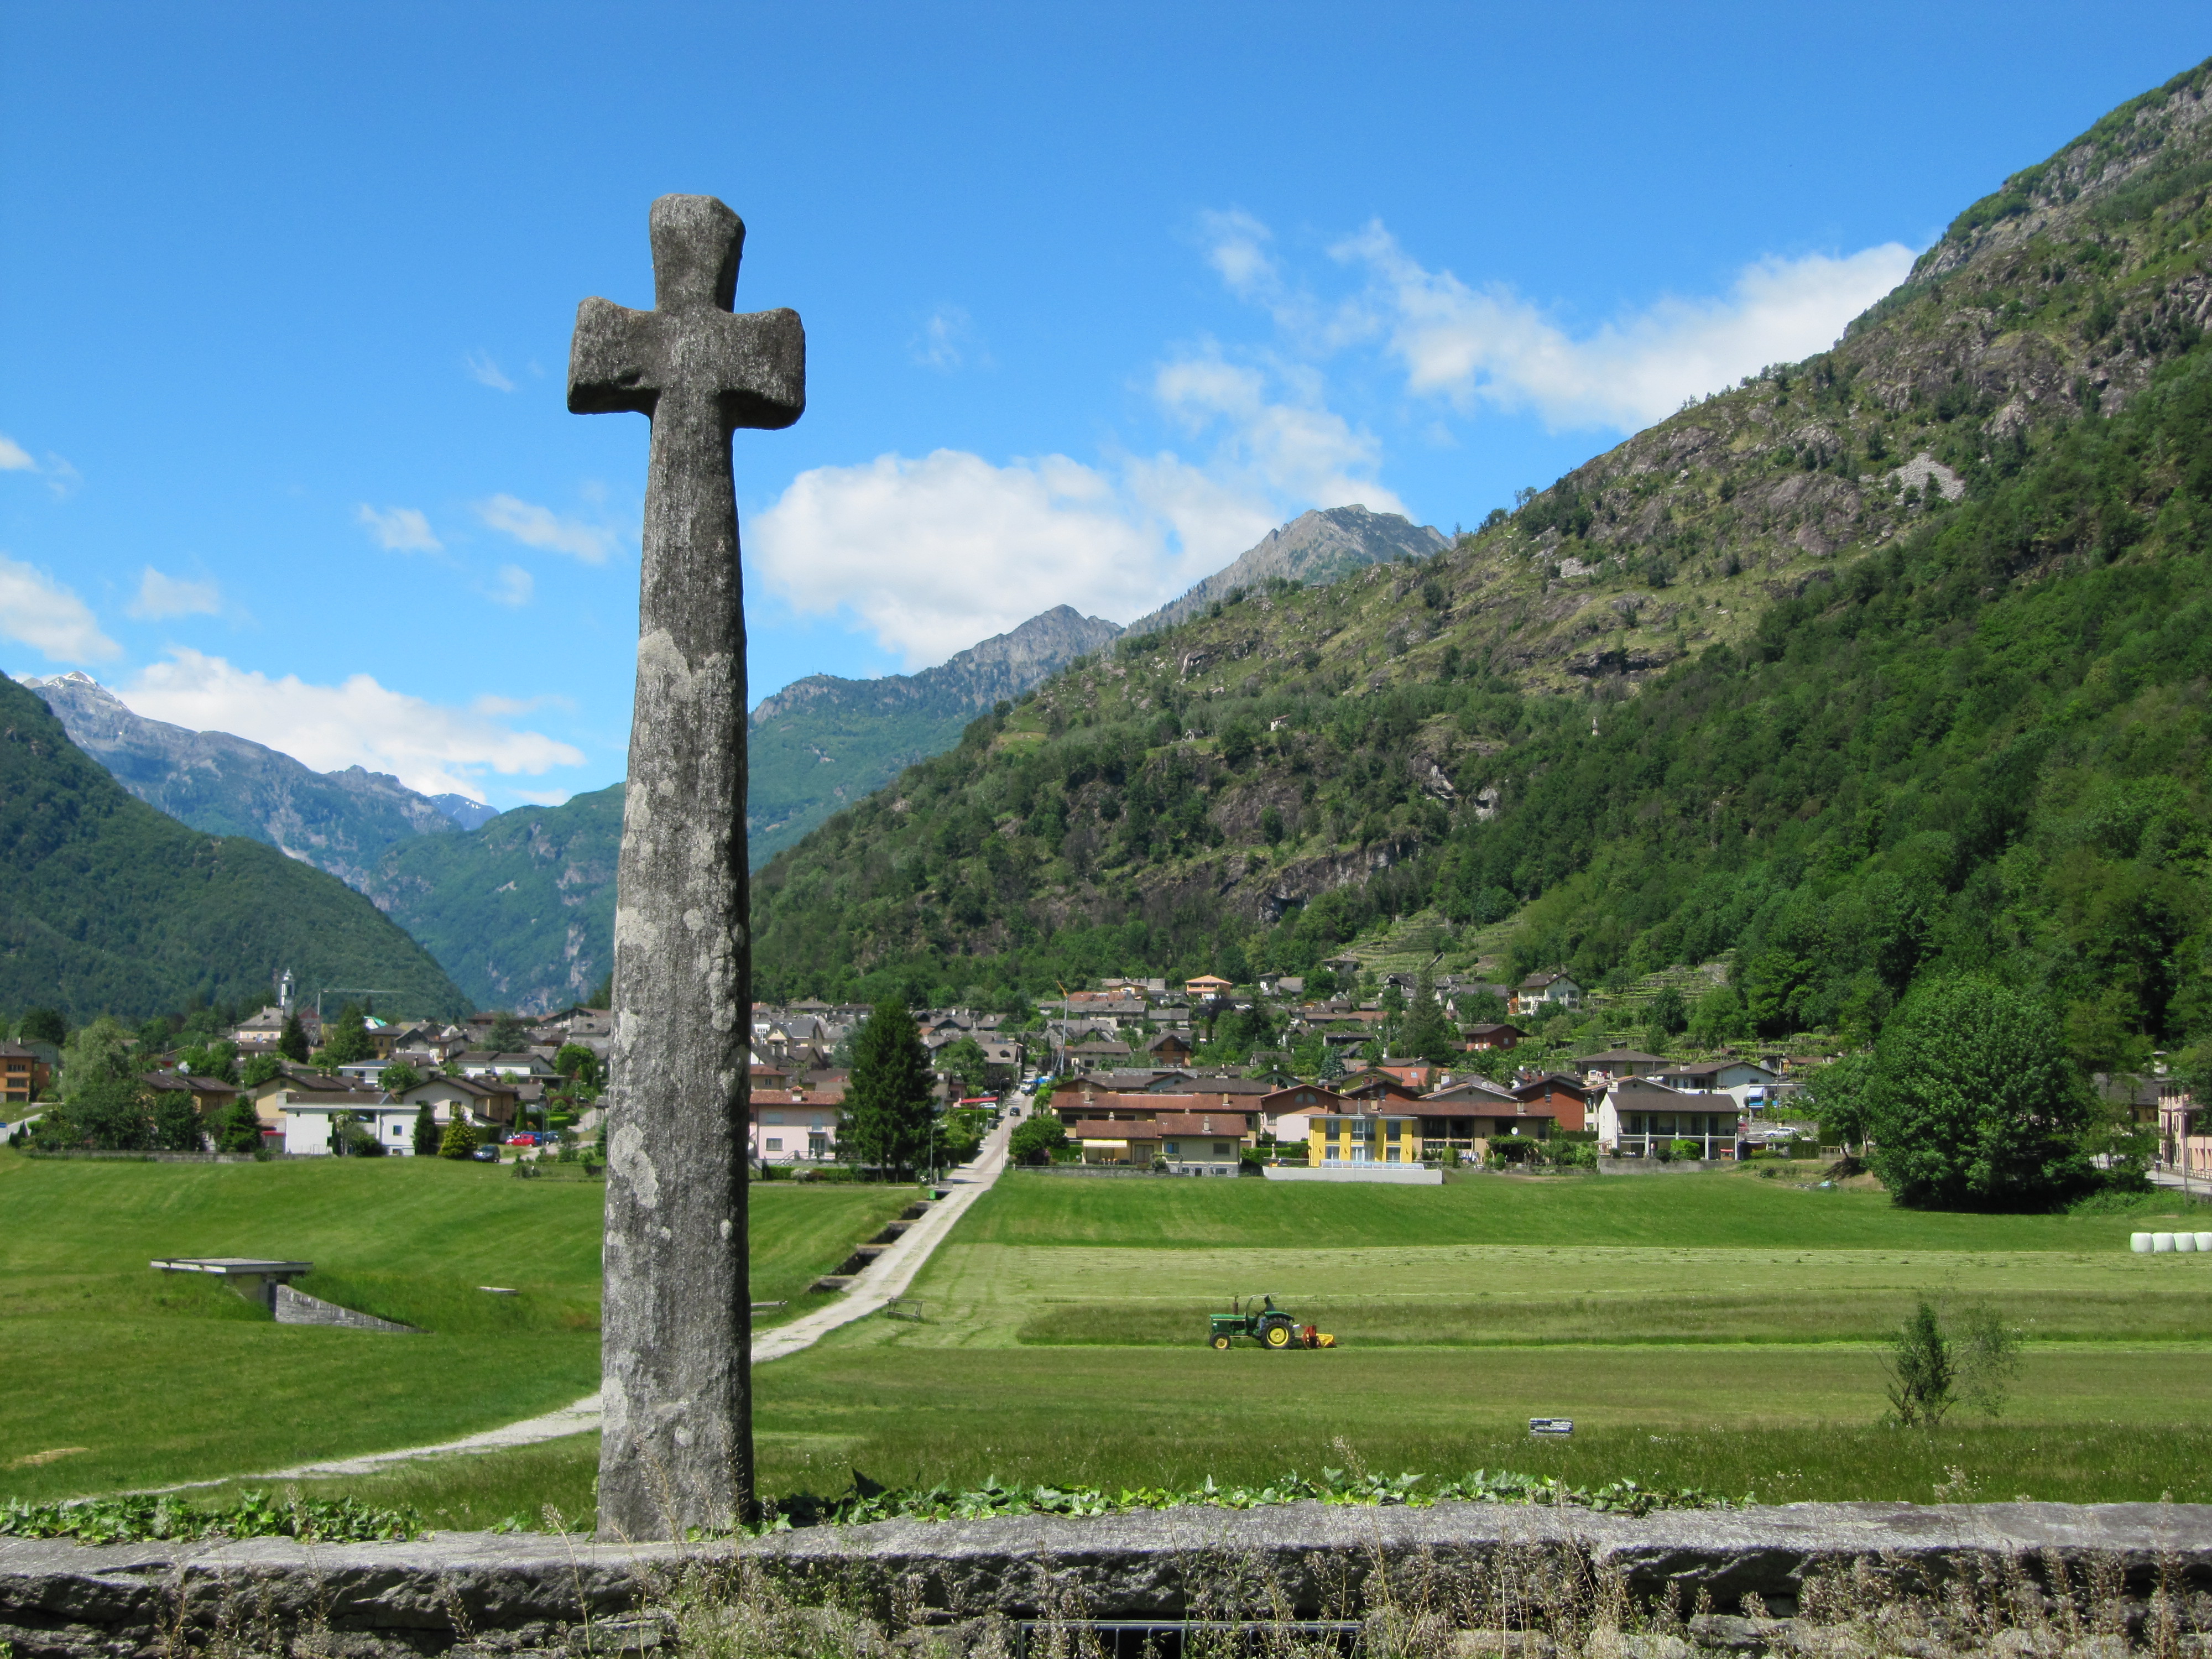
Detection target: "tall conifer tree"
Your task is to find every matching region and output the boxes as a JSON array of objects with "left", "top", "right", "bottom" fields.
[{"left": 844, "top": 1001, "right": 936, "bottom": 1178}]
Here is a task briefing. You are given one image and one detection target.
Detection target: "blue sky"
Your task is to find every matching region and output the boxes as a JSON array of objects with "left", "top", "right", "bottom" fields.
[{"left": 2, "top": 4, "right": 2205, "bottom": 808}]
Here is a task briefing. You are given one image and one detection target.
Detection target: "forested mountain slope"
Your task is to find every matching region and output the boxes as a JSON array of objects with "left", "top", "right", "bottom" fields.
[
  {"left": 753, "top": 58, "right": 2212, "bottom": 1071},
  {"left": 0, "top": 676, "right": 471, "bottom": 1022},
  {"left": 747, "top": 605, "right": 1123, "bottom": 865},
  {"left": 359, "top": 784, "right": 621, "bottom": 1016}
]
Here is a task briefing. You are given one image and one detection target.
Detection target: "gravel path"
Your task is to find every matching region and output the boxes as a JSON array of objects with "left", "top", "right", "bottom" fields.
[{"left": 166, "top": 1117, "right": 1015, "bottom": 1487}]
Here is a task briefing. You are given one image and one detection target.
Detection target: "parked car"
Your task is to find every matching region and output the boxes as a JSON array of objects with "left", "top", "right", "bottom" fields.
[
  {"left": 505, "top": 1131, "right": 546, "bottom": 1146},
  {"left": 472, "top": 1145, "right": 501, "bottom": 1162}
]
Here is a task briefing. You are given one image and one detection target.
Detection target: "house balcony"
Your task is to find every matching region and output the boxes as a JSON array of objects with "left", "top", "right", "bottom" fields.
[{"left": 1610, "top": 1132, "right": 1741, "bottom": 1162}]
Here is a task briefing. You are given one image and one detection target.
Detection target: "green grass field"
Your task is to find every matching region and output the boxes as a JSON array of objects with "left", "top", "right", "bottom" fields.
[
  {"left": 731, "top": 1171, "right": 2212, "bottom": 1507},
  {"left": 0, "top": 1151, "right": 910, "bottom": 1503},
  {"left": 11, "top": 1156, "right": 2210, "bottom": 1519}
]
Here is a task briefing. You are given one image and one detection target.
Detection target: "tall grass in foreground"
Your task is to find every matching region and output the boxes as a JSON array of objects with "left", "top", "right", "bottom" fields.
[{"left": 221, "top": 1418, "right": 2212, "bottom": 1532}]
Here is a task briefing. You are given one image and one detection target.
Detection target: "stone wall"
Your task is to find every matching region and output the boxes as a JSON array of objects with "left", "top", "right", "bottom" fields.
[
  {"left": 4, "top": 1500, "right": 2209, "bottom": 1659},
  {"left": 272, "top": 1284, "right": 420, "bottom": 1333}
]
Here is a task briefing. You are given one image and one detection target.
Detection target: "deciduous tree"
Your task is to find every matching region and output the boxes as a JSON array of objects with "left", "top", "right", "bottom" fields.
[{"left": 1866, "top": 977, "right": 2093, "bottom": 1209}]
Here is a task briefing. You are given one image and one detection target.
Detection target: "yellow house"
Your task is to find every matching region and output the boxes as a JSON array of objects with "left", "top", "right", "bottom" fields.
[{"left": 1307, "top": 1107, "right": 1422, "bottom": 1166}]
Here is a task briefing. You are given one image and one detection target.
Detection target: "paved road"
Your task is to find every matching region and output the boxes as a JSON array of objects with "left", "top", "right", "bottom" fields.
[
  {"left": 2148, "top": 1165, "right": 2212, "bottom": 1203},
  {"left": 177, "top": 1115, "right": 1016, "bottom": 1486}
]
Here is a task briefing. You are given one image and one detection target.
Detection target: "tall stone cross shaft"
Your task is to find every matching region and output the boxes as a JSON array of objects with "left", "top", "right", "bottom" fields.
[{"left": 567, "top": 194, "right": 803, "bottom": 1538}]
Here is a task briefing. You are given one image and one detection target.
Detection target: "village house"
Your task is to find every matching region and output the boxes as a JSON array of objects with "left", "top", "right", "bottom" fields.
[
  {"left": 395, "top": 1072, "right": 520, "bottom": 1129},
  {"left": 1376, "top": 1058, "right": 1442, "bottom": 1092},
  {"left": 2158, "top": 1083, "right": 2208, "bottom": 1183},
  {"left": 1144, "top": 1030, "right": 1194, "bottom": 1067},
  {"left": 1575, "top": 1048, "right": 1666, "bottom": 1085},
  {"left": 1305, "top": 1099, "right": 1422, "bottom": 1167},
  {"left": 1065, "top": 1037, "right": 1134, "bottom": 1069},
  {"left": 1335, "top": 1066, "right": 1423, "bottom": 1103},
  {"left": 1652, "top": 1058, "right": 1786, "bottom": 1114},
  {"left": 1511, "top": 1072, "right": 1590, "bottom": 1133},
  {"left": 1258, "top": 1083, "right": 1351, "bottom": 1145},
  {"left": 140, "top": 1069, "right": 242, "bottom": 1117},
  {"left": 1410, "top": 1076, "right": 1550, "bottom": 1157},
  {"left": 455, "top": 1050, "right": 560, "bottom": 1081},
  {"left": 274, "top": 1088, "right": 401, "bottom": 1155},
  {"left": 0, "top": 1042, "right": 53, "bottom": 1103},
  {"left": 1597, "top": 1077, "right": 1741, "bottom": 1160},
  {"left": 1461, "top": 1022, "right": 1525, "bottom": 1051},
  {"left": 1058, "top": 1092, "right": 1257, "bottom": 1170},
  {"left": 1510, "top": 972, "right": 1583, "bottom": 1018},
  {"left": 1155, "top": 1113, "right": 1247, "bottom": 1176},
  {"left": 752, "top": 1094, "right": 842, "bottom": 1163},
  {"left": 1185, "top": 973, "right": 1235, "bottom": 999}
]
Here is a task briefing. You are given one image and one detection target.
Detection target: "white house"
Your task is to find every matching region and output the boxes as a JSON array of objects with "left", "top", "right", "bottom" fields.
[
  {"left": 1510, "top": 972, "right": 1583, "bottom": 1017},
  {"left": 276, "top": 1090, "right": 409, "bottom": 1155}
]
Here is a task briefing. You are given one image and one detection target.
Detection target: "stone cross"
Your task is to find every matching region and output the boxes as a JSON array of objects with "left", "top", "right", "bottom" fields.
[{"left": 567, "top": 194, "right": 803, "bottom": 1539}]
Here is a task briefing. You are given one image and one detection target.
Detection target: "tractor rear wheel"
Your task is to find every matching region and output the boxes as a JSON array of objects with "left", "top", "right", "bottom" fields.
[
  {"left": 1264, "top": 1322, "right": 1293, "bottom": 1349},
  {"left": 1211, "top": 1334, "right": 1232, "bottom": 1350}
]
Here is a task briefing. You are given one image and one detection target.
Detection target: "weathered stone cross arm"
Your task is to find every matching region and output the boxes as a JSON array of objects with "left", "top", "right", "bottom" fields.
[{"left": 568, "top": 196, "right": 803, "bottom": 430}]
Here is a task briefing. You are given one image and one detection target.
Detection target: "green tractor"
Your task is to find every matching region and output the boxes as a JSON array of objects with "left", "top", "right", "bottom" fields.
[{"left": 1207, "top": 1295, "right": 1334, "bottom": 1350}]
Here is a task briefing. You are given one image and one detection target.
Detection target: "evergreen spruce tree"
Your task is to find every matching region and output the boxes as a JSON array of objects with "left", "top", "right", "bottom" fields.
[
  {"left": 439, "top": 1117, "right": 482, "bottom": 1159},
  {"left": 1404, "top": 967, "right": 1458, "bottom": 1066},
  {"left": 216, "top": 1097, "right": 265, "bottom": 1155},
  {"left": 278, "top": 1013, "right": 310, "bottom": 1063},
  {"left": 844, "top": 1001, "right": 936, "bottom": 1178},
  {"left": 411, "top": 1102, "right": 439, "bottom": 1157}
]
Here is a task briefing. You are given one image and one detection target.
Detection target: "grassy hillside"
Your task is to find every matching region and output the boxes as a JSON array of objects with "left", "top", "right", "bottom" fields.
[
  {"left": 0, "top": 676, "right": 470, "bottom": 1022},
  {"left": 753, "top": 59, "right": 2212, "bottom": 1074},
  {"left": 0, "top": 1150, "right": 911, "bottom": 1501},
  {"left": 361, "top": 784, "right": 620, "bottom": 1015}
]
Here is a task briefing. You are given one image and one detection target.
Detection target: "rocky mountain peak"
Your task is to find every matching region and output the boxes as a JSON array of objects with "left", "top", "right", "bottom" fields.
[{"left": 1125, "top": 505, "right": 1449, "bottom": 637}]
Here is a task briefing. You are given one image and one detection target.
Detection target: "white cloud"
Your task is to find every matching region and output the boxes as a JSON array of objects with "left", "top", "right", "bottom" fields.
[
  {"left": 465, "top": 351, "right": 517, "bottom": 392},
  {"left": 489, "top": 563, "right": 534, "bottom": 607},
  {"left": 127, "top": 566, "right": 221, "bottom": 620},
  {"left": 357, "top": 503, "right": 443, "bottom": 552},
  {"left": 753, "top": 451, "right": 1169, "bottom": 667},
  {"left": 118, "top": 648, "right": 583, "bottom": 799},
  {"left": 39, "top": 457, "right": 82, "bottom": 501},
  {"left": 1331, "top": 221, "right": 1917, "bottom": 431},
  {"left": 0, "top": 554, "right": 119, "bottom": 661},
  {"left": 1197, "top": 208, "right": 1279, "bottom": 301},
  {"left": 1151, "top": 351, "right": 1405, "bottom": 516},
  {"left": 912, "top": 305, "right": 984, "bottom": 372},
  {"left": 475, "top": 494, "right": 617, "bottom": 563},
  {"left": 0, "top": 436, "right": 83, "bottom": 499},
  {"left": 753, "top": 338, "right": 1404, "bottom": 668}
]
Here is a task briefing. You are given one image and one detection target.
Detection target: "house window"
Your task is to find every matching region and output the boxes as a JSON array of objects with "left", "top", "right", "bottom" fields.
[
  {"left": 1386, "top": 1120, "right": 1402, "bottom": 1140},
  {"left": 765, "top": 1137, "right": 782, "bottom": 1151},
  {"left": 1165, "top": 1142, "right": 1180, "bottom": 1156},
  {"left": 1213, "top": 1141, "right": 1230, "bottom": 1156},
  {"left": 763, "top": 1111, "right": 783, "bottom": 1124}
]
